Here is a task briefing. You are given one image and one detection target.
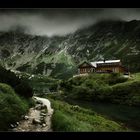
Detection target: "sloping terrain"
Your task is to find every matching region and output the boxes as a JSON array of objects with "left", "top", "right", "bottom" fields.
[{"left": 0, "top": 20, "right": 140, "bottom": 79}]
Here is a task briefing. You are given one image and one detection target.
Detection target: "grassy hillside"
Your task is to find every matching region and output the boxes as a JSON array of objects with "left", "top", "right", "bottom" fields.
[
  {"left": 65, "top": 100, "right": 140, "bottom": 131},
  {"left": 50, "top": 99, "right": 128, "bottom": 131},
  {"left": 0, "top": 66, "right": 34, "bottom": 131},
  {"left": 45, "top": 73, "right": 140, "bottom": 131},
  {"left": 0, "top": 83, "right": 31, "bottom": 131},
  {"left": 57, "top": 73, "right": 140, "bottom": 106},
  {"left": 1, "top": 20, "right": 140, "bottom": 79}
]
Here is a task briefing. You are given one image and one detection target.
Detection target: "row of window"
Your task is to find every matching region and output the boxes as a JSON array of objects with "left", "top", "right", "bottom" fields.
[
  {"left": 79, "top": 68, "right": 95, "bottom": 73},
  {"left": 79, "top": 68, "right": 119, "bottom": 73}
]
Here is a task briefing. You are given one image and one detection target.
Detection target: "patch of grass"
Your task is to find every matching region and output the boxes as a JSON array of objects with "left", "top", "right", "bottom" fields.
[
  {"left": 65, "top": 99, "right": 140, "bottom": 131},
  {"left": 51, "top": 99, "right": 128, "bottom": 132},
  {"left": 111, "top": 80, "right": 140, "bottom": 105},
  {"left": 0, "top": 83, "right": 30, "bottom": 131}
]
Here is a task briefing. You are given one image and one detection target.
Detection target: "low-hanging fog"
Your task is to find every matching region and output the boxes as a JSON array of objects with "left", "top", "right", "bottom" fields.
[{"left": 0, "top": 8, "right": 140, "bottom": 37}]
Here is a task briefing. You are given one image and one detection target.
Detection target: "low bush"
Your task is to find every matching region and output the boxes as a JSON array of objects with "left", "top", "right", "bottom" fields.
[
  {"left": 0, "top": 66, "right": 33, "bottom": 98},
  {"left": 111, "top": 81, "right": 140, "bottom": 105},
  {"left": 107, "top": 73, "right": 128, "bottom": 85},
  {"left": 15, "top": 81, "right": 33, "bottom": 98}
]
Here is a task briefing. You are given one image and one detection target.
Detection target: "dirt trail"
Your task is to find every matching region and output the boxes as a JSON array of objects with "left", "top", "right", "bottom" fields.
[{"left": 12, "top": 96, "right": 54, "bottom": 132}]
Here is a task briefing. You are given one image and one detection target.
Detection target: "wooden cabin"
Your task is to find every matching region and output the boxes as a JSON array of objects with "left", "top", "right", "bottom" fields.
[
  {"left": 78, "top": 61, "right": 95, "bottom": 74},
  {"left": 78, "top": 60, "right": 127, "bottom": 75}
]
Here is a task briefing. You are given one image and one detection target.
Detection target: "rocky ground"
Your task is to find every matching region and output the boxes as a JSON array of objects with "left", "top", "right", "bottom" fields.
[{"left": 12, "top": 96, "right": 54, "bottom": 132}]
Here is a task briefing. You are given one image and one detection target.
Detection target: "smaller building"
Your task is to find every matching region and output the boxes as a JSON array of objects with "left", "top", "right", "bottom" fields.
[
  {"left": 78, "top": 61, "right": 95, "bottom": 74},
  {"left": 78, "top": 60, "right": 127, "bottom": 75}
]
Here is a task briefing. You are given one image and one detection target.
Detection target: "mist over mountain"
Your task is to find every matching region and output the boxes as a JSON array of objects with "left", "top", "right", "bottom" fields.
[
  {"left": 0, "top": 8, "right": 140, "bottom": 36},
  {"left": 0, "top": 19, "right": 140, "bottom": 79}
]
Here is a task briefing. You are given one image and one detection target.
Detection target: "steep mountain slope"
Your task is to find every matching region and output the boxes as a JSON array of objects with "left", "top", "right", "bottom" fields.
[
  {"left": 0, "top": 19, "right": 140, "bottom": 79},
  {"left": 66, "top": 20, "right": 140, "bottom": 71}
]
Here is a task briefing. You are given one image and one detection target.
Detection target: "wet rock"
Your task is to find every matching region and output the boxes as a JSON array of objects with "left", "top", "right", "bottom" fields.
[
  {"left": 40, "top": 113, "right": 47, "bottom": 116},
  {"left": 10, "top": 123, "right": 17, "bottom": 128},
  {"left": 36, "top": 100, "right": 43, "bottom": 104},
  {"left": 41, "top": 109, "right": 47, "bottom": 114},
  {"left": 40, "top": 118, "right": 45, "bottom": 122},
  {"left": 40, "top": 118, "right": 44, "bottom": 122},
  {"left": 10, "top": 124, "right": 15, "bottom": 128},
  {"left": 32, "top": 118, "right": 41, "bottom": 124},
  {"left": 42, "top": 123, "right": 47, "bottom": 127},
  {"left": 18, "top": 128, "right": 22, "bottom": 131},
  {"left": 40, "top": 117, "right": 46, "bottom": 124},
  {"left": 70, "top": 105, "right": 80, "bottom": 111},
  {"left": 24, "top": 116, "right": 29, "bottom": 120},
  {"left": 41, "top": 105, "right": 46, "bottom": 109},
  {"left": 35, "top": 105, "right": 42, "bottom": 110}
]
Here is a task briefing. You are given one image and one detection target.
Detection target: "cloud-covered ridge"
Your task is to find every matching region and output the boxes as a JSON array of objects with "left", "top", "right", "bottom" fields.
[{"left": 0, "top": 8, "right": 140, "bottom": 36}]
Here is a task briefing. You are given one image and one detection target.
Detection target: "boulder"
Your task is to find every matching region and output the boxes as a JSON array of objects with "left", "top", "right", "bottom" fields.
[
  {"left": 10, "top": 124, "right": 15, "bottom": 128},
  {"left": 42, "top": 123, "right": 47, "bottom": 127},
  {"left": 41, "top": 109, "right": 47, "bottom": 113},
  {"left": 35, "top": 105, "right": 42, "bottom": 110},
  {"left": 40, "top": 118, "right": 45, "bottom": 123},
  {"left": 70, "top": 105, "right": 80, "bottom": 111},
  {"left": 36, "top": 100, "right": 43, "bottom": 104},
  {"left": 16, "top": 122, "right": 19, "bottom": 125},
  {"left": 32, "top": 118, "right": 41, "bottom": 124},
  {"left": 40, "top": 113, "right": 47, "bottom": 116},
  {"left": 24, "top": 116, "right": 29, "bottom": 120},
  {"left": 41, "top": 105, "right": 46, "bottom": 109}
]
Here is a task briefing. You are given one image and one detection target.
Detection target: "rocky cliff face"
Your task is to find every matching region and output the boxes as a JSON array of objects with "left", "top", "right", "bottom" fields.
[{"left": 0, "top": 19, "right": 140, "bottom": 79}]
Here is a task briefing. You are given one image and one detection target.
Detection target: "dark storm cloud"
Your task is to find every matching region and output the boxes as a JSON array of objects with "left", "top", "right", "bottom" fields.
[{"left": 0, "top": 8, "right": 140, "bottom": 36}]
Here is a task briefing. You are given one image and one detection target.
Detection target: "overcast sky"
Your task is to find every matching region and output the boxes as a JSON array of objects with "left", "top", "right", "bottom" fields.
[{"left": 0, "top": 8, "right": 140, "bottom": 36}]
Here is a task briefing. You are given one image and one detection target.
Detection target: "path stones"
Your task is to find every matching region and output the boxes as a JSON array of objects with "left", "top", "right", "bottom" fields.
[
  {"left": 32, "top": 118, "right": 41, "bottom": 125},
  {"left": 42, "top": 123, "right": 47, "bottom": 127},
  {"left": 35, "top": 104, "right": 46, "bottom": 110},
  {"left": 36, "top": 100, "right": 43, "bottom": 104},
  {"left": 41, "top": 105, "right": 46, "bottom": 109},
  {"left": 12, "top": 96, "right": 53, "bottom": 132},
  {"left": 24, "top": 116, "right": 29, "bottom": 120},
  {"left": 35, "top": 105, "right": 42, "bottom": 110},
  {"left": 40, "top": 112, "right": 47, "bottom": 116},
  {"left": 10, "top": 124, "right": 15, "bottom": 128}
]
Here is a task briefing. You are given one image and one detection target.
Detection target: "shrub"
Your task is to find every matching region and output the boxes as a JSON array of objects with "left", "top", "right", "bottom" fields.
[
  {"left": 0, "top": 66, "right": 33, "bottom": 98},
  {"left": 71, "top": 86, "right": 94, "bottom": 101},
  {"left": 0, "top": 66, "right": 20, "bottom": 87},
  {"left": 52, "top": 110, "right": 76, "bottom": 131},
  {"left": 15, "top": 81, "right": 33, "bottom": 98},
  {"left": 97, "top": 85, "right": 113, "bottom": 101},
  {"left": 111, "top": 81, "right": 140, "bottom": 105},
  {"left": 108, "top": 73, "right": 128, "bottom": 85}
]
